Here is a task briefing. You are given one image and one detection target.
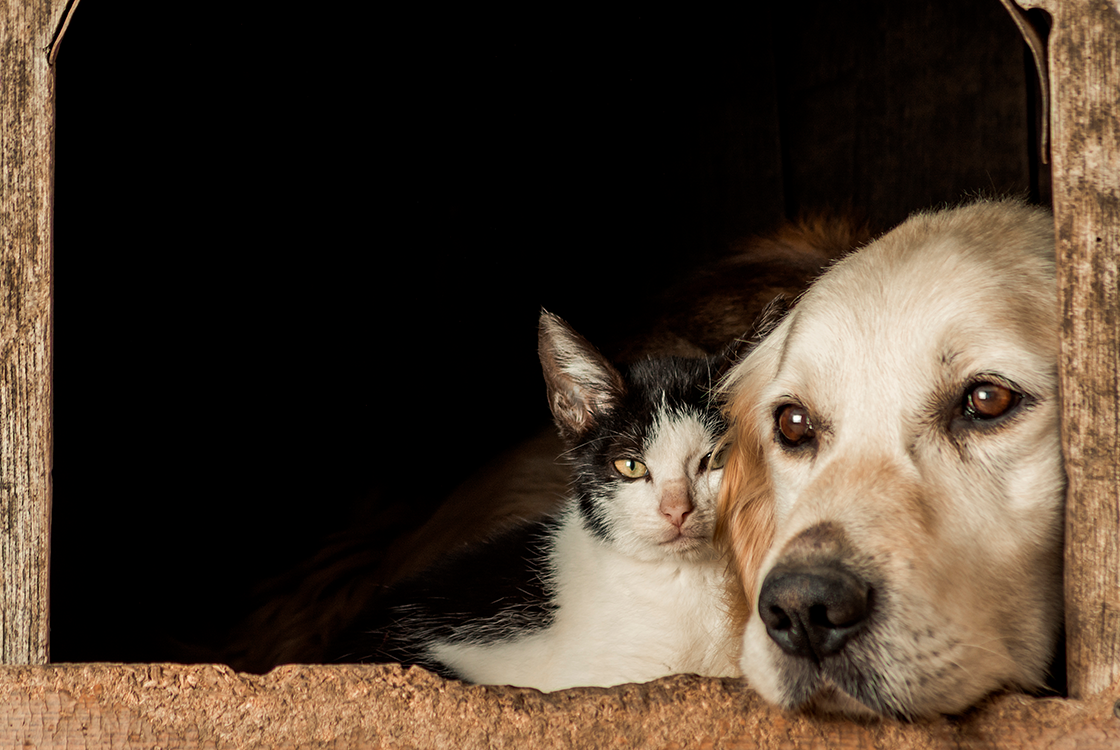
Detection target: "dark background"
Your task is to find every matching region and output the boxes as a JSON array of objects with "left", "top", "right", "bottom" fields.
[{"left": 51, "top": 1, "right": 1047, "bottom": 662}]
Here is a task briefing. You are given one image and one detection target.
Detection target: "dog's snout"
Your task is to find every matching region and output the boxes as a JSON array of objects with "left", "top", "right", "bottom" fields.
[{"left": 759, "top": 564, "right": 870, "bottom": 661}]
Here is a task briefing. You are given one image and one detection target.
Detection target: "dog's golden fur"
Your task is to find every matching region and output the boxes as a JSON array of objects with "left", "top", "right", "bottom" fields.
[{"left": 717, "top": 199, "right": 1064, "bottom": 718}]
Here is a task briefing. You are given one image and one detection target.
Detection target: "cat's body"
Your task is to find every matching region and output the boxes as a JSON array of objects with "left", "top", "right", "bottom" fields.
[
  {"left": 327, "top": 312, "right": 741, "bottom": 690},
  {"left": 426, "top": 511, "right": 735, "bottom": 689}
]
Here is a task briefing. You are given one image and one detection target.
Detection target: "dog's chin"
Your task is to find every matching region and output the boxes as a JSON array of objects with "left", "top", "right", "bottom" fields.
[
  {"left": 760, "top": 644, "right": 995, "bottom": 721},
  {"left": 746, "top": 631, "right": 923, "bottom": 721},
  {"left": 803, "top": 684, "right": 884, "bottom": 720},
  {"left": 770, "top": 662, "right": 910, "bottom": 721}
]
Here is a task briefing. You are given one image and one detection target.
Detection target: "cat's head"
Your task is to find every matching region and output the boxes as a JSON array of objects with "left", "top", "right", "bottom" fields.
[{"left": 538, "top": 310, "right": 738, "bottom": 562}]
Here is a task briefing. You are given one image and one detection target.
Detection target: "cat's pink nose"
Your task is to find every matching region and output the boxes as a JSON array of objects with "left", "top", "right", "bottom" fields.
[{"left": 659, "top": 482, "right": 694, "bottom": 528}]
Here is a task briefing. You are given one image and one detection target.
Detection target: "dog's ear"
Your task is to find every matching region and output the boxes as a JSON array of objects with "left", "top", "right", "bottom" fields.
[
  {"left": 538, "top": 309, "right": 626, "bottom": 445},
  {"left": 711, "top": 292, "right": 798, "bottom": 382},
  {"left": 715, "top": 434, "right": 774, "bottom": 629},
  {"left": 751, "top": 293, "right": 795, "bottom": 342},
  {"left": 714, "top": 328, "right": 786, "bottom": 629},
  {"left": 712, "top": 335, "right": 753, "bottom": 381}
]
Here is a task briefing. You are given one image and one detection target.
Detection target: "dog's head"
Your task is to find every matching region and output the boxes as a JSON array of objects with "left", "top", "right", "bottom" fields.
[{"left": 717, "top": 199, "right": 1064, "bottom": 719}]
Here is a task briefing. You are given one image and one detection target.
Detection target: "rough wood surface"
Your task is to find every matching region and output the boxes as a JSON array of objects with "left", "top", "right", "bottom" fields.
[
  {"left": 0, "top": 0, "right": 68, "bottom": 665},
  {"left": 0, "top": 664, "right": 1117, "bottom": 749},
  {"left": 1016, "top": 0, "right": 1120, "bottom": 700}
]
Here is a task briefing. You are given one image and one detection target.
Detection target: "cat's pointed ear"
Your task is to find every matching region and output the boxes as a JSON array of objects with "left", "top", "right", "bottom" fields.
[{"left": 538, "top": 310, "right": 625, "bottom": 443}]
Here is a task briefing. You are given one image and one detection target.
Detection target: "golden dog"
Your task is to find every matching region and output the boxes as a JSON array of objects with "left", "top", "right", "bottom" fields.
[{"left": 717, "top": 199, "right": 1064, "bottom": 718}]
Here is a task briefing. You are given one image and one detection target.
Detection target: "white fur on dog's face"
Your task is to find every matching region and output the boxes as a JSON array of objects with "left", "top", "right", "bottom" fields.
[{"left": 721, "top": 200, "right": 1064, "bottom": 719}]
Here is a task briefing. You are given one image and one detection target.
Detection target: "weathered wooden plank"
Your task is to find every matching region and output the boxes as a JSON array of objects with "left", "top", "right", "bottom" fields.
[
  {"left": 1015, "top": 0, "right": 1120, "bottom": 700},
  {"left": 0, "top": 664, "right": 1116, "bottom": 750},
  {"left": 0, "top": 0, "right": 69, "bottom": 665}
]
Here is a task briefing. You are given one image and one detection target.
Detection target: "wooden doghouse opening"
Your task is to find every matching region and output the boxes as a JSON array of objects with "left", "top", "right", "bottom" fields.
[
  {"left": 2, "top": 0, "right": 1114, "bottom": 746},
  {"left": 49, "top": 0, "right": 1048, "bottom": 665}
]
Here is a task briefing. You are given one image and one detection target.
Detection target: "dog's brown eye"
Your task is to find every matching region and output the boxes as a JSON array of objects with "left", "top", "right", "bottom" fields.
[
  {"left": 964, "top": 382, "right": 1020, "bottom": 420},
  {"left": 776, "top": 404, "right": 816, "bottom": 447}
]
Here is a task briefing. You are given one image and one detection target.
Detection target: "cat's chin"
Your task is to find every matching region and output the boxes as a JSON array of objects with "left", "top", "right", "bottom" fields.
[{"left": 656, "top": 535, "right": 719, "bottom": 561}]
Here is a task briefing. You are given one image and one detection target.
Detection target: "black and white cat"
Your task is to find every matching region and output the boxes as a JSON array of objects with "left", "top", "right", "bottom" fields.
[{"left": 327, "top": 311, "right": 742, "bottom": 690}]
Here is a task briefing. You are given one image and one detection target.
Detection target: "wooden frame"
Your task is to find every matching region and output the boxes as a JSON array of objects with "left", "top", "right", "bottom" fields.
[
  {"left": 1016, "top": 0, "right": 1120, "bottom": 701},
  {"left": 0, "top": 0, "right": 61, "bottom": 668},
  {"left": 1, "top": 0, "right": 1116, "bottom": 746}
]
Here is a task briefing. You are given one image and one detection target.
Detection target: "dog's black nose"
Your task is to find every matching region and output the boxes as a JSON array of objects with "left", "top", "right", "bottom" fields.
[{"left": 759, "top": 563, "right": 870, "bottom": 661}]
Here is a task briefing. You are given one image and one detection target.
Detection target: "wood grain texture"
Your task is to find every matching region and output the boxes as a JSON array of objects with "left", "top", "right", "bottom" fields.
[
  {"left": 0, "top": 0, "right": 68, "bottom": 665},
  {"left": 0, "top": 664, "right": 1117, "bottom": 750},
  {"left": 1016, "top": 0, "right": 1120, "bottom": 700}
]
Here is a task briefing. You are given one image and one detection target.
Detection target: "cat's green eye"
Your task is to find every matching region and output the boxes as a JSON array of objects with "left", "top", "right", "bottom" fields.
[
  {"left": 613, "top": 458, "right": 649, "bottom": 479},
  {"left": 708, "top": 445, "right": 729, "bottom": 470}
]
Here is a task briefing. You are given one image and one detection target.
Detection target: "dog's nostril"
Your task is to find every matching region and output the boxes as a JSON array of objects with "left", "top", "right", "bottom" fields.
[
  {"left": 809, "top": 592, "right": 866, "bottom": 629},
  {"left": 759, "top": 564, "right": 870, "bottom": 661},
  {"left": 766, "top": 605, "right": 792, "bottom": 630},
  {"left": 808, "top": 603, "right": 835, "bottom": 627},
  {"left": 761, "top": 600, "right": 811, "bottom": 658}
]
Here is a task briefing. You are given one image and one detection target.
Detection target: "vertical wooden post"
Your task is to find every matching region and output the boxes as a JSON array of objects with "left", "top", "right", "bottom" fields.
[
  {"left": 0, "top": 0, "right": 68, "bottom": 665},
  {"left": 1015, "top": 0, "right": 1120, "bottom": 700}
]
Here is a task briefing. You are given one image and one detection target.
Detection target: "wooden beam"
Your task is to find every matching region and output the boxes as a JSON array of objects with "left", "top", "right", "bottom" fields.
[
  {"left": 0, "top": 0, "right": 68, "bottom": 665},
  {"left": 0, "top": 664, "right": 1117, "bottom": 749},
  {"left": 1014, "top": 0, "right": 1120, "bottom": 700}
]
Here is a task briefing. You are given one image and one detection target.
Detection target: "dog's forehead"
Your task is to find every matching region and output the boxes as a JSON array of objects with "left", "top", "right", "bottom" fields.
[{"left": 766, "top": 205, "right": 1058, "bottom": 409}]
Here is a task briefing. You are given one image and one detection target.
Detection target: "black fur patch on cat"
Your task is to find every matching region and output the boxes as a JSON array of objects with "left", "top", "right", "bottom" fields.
[{"left": 327, "top": 520, "right": 558, "bottom": 675}]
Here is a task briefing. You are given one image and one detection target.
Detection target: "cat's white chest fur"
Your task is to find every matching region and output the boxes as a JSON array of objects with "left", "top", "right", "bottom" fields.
[{"left": 427, "top": 509, "right": 741, "bottom": 691}]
